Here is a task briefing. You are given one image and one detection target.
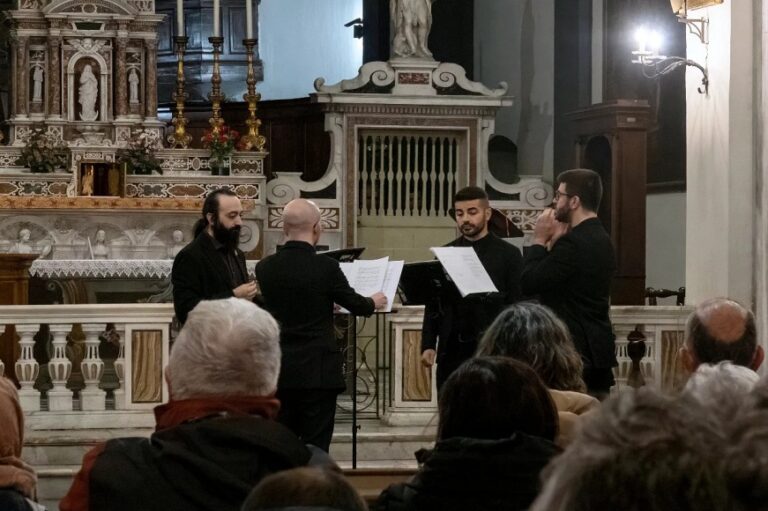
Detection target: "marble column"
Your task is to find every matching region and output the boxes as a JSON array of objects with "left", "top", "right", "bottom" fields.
[
  {"left": 144, "top": 38, "right": 158, "bottom": 119},
  {"left": 757, "top": 0, "right": 768, "bottom": 360},
  {"left": 48, "top": 37, "right": 61, "bottom": 118},
  {"left": 15, "top": 36, "right": 29, "bottom": 118},
  {"left": 115, "top": 37, "right": 128, "bottom": 118}
]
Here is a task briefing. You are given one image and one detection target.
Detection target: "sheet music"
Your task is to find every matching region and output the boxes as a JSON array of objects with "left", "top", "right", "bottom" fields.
[
  {"left": 381, "top": 260, "right": 404, "bottom": 313},
  {"left": 338, "top": 257, "right": 390, "bottom": 313},
  {"left": 430, "top": 246, "right": 498, "bottom": 297}
]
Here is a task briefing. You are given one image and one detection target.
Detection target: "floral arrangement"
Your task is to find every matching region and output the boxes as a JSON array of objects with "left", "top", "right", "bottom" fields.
[
  {"left": 202, "top": 125, "right": 239, "bottom": 174},
  {"left": 117, "top": 129, "right": 163, "bottom": 175},
  {"left": 16, "top": 128, "right": 71, "bottom": 173}
]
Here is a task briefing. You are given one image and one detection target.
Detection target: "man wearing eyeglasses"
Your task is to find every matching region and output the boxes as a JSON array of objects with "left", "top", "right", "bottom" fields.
[
  {"left": 420, "top": 186, "right": 523, "bottom": 389},
  {"left": 521, "top": 169, "right": 616, "bottom": 398}
]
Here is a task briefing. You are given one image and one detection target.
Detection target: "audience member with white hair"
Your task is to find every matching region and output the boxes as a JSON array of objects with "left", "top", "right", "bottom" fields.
[{"left": 61, "top": 298, "right": 323, "bottom": 511}]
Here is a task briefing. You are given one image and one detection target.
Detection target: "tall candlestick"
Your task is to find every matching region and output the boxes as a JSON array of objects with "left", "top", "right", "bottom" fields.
[
  {"left": 177, "top": 0, "right": 184, "bottom": 36},
  {"left": 246, "top": 0, "right": 253, "bottom": 39},
  {"left": 213, "top": 0, "right": 220, "bottom": 37}
]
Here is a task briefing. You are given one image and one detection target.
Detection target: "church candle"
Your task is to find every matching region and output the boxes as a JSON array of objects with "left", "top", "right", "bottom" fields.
[
  {"left": 213, "top": 0, "right": 220, "bottom": 37},
  {"left": 176, "top": 0, "right": 184, "bottom": 36},
  {"left": 246, "top": 0, "right": 253, "bottom": 39}
]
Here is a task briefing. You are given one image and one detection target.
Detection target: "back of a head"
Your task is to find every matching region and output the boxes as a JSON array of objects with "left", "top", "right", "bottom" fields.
[
  {"left": 686, "top": 298, "right": 757, "bottom": 368},
  {"left": 169, "top": 298, "right": 281, "bottom": 400},
  {"left": 438, "top": 356, "right": 558, "bottom": 442},
  {"left": 241, "top": 467, "right": 367, "bottom": 511},
  {"left": 530, "top": 388, "right": 735, "bottom": 511},
  {"left": 556, "top": 168, "right": 602, "bottom": 212},
  {"left": 476, "top": 302, "right": 586, "bottom": 392},
  {"left": 282, "top": 199, "right": 321, "bottom": 238},
  {"left": 684, "top": 361, "right": 759, "bottom": 407}
]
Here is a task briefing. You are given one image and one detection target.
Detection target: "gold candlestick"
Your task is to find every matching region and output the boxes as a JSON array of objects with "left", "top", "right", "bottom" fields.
[
  {"left": 206, "top": 36, "right": 225, "bottom": 140},
  {"left": 168, "top": 36, "right": 192, "bottom": 148},
  {"left": 240, "top": 38, "right": 266, "bottom": 152}
]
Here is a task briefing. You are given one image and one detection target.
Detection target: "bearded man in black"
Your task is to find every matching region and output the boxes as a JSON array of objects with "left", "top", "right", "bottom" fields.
[{"left": 172, "top": 188, "right": 259, "bottom": 324}]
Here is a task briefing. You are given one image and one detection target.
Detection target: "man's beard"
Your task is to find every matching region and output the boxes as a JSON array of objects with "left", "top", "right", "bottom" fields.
[
  {"left": 212, "top": 217, "right": 241, "bottom": 250},
  {"left": 554, "top": 204, "right": 571, "bottom": 224},
  {"left": 460, "top": 221, "right": 484, "bottom": 238}
]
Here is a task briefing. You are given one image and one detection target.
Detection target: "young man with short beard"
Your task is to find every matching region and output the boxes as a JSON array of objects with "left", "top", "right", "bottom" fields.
[
  {"left": 421, "top": 186, "right": 523, "bottom": 389},
  {"left": 521, "top": 169, "right": 616, "bottom": 398},
  {"left": 172, "top": 188, "right": 259, "bottom": 325}
]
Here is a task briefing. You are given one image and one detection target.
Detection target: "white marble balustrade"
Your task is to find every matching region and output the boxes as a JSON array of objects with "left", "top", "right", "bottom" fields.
[{"left": 0, "top": 304, "right": 173, "bottom": 417}]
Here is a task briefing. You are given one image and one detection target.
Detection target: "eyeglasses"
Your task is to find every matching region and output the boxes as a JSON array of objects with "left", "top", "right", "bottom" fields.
[{"left": 554, "top": 191, "right": 574, "bottom": 200}]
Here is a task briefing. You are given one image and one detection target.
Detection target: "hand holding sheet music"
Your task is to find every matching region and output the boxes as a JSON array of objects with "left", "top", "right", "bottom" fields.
[
  {"left": 338, "top": 257, "right": 404, "bottom": 313},
  {"left": 430, "top": 246, "right": 498, "bottom": 297}
]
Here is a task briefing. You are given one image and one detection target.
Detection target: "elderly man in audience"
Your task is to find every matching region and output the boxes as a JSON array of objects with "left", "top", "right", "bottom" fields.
[
  {"left": 376, "top": 357, "right": 560, "bottom": 511},
  {"left": 681, "top": 298, "right": 763, "bottom": 376},
  {"left": 61, "top": 298, "right": 326, "bottom": 511},
  {"left": 476, "top": 302, "right": 599, "bottom": 446},
  {"left": 530, "top": 368, "right": 751, "bottom": 511}
]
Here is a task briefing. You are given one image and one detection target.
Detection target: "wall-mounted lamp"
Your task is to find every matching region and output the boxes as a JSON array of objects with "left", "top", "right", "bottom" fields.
[
  {"left": 344, "top": 17, "right": 365, "bottom": 39},
  {"left": 631, "top": 25, "right": 709, "bottom": 95}
]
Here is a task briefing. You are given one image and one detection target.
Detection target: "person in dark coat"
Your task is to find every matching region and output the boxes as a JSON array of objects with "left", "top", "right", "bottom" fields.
[
  {"left": 420, "top": 186, "right": 523, "bottom": 389},
  {"left": 375, "top": 357, "right": 561, "bottom": 511},
  {"left": 256, "top": 199, "right": 387, "bottom": 452},
  {"left": 172, "top": 188, "right": 258, "bottom": 324},
  {"left": 521, "top": 169, "right": 617, "bottom": 397},
  {"left": 60, "top": 298, "right": 326, "bottom": 511}
]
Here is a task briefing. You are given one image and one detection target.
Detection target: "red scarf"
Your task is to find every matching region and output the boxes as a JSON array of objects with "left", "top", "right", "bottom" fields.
[{"left": 154, "top": 395, "right": 281, "bottom": 431}]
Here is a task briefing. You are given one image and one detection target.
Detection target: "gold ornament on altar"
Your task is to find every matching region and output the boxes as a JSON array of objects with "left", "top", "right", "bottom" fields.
[
  {"left": 168, "top": 36, "right": 192, "bottom": 149},
  {"left": 205, "top": 36, "right": 226, "bottom": 141},
  {"left": 239, "top": 38, "right": 266, "bottom": 152}
]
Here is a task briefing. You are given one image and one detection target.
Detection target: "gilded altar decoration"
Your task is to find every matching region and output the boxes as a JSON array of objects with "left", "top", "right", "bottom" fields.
[{"left": 15, "top": 128, "right": 70, "bottom": 173}]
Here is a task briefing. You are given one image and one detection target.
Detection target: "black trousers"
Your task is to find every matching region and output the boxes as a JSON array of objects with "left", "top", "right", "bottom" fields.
[
  {"left": 583, "top": 367, "right": 615, "bottom": 400},
  {"left": 276, "top": 388, "right": 338, "bottom": 452},
  {"left": 436, "top": 340, "right": 478, "bottom": 391}
]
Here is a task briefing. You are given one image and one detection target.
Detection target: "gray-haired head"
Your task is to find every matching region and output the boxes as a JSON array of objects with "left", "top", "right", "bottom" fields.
[
  {"left": 530, "top": 386, "right": 743, "bottom": 511},
  {"left": 168, "top": 298, "right": 281, "bottom": 400},
  {"left": 476, "top": 302, "right": 586, "bottom": 392},
  {"left": 684, "top": 361, "right": 759, "bottom": 408}
]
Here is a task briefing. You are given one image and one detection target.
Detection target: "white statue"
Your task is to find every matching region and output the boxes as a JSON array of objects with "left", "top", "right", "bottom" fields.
[
  {"left": 168, "top": 229, "right": 185, "bottom": 259},
  {"left": 79, "top": 64, "right": 99, "bottom": 122},
  {"left": 92, "top": 229, "right": 109, "bottom": 259},
  {"left": 390, "top": 0, "right": 436, "bottom": 59},
  {"left": 32, "top": 66, "right": 44, "bottom": 103},
  {"left": 129, "top": 69, "right": 140, "bottom": 105},
  {"left": 9, "top": 228, "right": 34, "bottom": 254}
]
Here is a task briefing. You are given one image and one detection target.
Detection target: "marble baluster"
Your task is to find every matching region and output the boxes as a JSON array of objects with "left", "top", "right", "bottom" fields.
[
  {"left": 144, "top": 38, "right": 158, "bottom": 120},
  {"left": 80, "top": 324, "right": 106, "bottom": 410},
  {"left": 15, "top": 324, "right": 40, "bottom": 411},
  {"left": 115, "top": 35, "right": 128, "bottom": 119},
  {"left": 113, "top": 323, "right": 126, "bottom": 409},
  {"left": 48, "top": 323, "right": 73, "bottom": 411},
  {"left": 48, "top": 36, "right": 61, "bottom": 118}
]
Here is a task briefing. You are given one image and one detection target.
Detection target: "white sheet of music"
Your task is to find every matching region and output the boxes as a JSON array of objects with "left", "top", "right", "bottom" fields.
[
  {"left": 381, "top": 260, "right": 405, "bottom": 313},
  {"left": 430, "top": 246, "right": 498, "bottom": 297},
  {"left": 338, "top": 257, "right": 390, "bottom": 313}
]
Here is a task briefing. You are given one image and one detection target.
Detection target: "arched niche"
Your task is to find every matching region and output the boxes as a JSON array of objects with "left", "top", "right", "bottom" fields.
[{"left": 67, "top": 53, "right": 110, "bottom": 122}]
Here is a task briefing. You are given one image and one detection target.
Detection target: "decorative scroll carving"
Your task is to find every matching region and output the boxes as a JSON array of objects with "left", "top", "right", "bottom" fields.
[
  {"left": 315, "top": 62, "right": 396, "bottom": 94},
  {"left": 269, "top": 206, "right": 340, "bottom": 231}
]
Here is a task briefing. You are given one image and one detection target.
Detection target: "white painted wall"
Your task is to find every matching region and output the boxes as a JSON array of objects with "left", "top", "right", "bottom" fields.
[
  {"left": 685, "top": 1, "right": 755, "bottom": 305},
  {"left": 474, "top": 0, "right": 554, "bottom": 181},
  {"left": 646, "top": 192, "right": 686, "bottom": 302},
  {"left": 258, "top": 0, "right": 363, "bottom": 100}
]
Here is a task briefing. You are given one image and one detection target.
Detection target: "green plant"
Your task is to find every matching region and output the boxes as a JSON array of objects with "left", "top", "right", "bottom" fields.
[
  {"left": 117, "top": 129, "right": 163, "bottom": 175},
  {"left": 202, "top": 125, "right": 239, "bottom": 174},
  {"left": 15, "top": 128, "right": 70, "bottom": 173}
]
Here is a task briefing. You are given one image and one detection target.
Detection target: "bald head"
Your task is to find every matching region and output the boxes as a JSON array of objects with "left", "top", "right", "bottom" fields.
[
  {"left": 282, "top": 199, "right": 322, "bottom": 243},
  {"left": 684, "top": 298, "right": 760, "bottom": 370}
]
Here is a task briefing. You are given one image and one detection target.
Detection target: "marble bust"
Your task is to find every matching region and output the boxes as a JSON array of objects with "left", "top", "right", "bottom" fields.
[
  {"left": 9, "top": 228, "right": 34, "bottom": 254},
  {"left": 169, "top": 229, "right": 185, "bottom": 259},
  {"left": 92, "top": 229, "right": 109, "bottom": 259}
]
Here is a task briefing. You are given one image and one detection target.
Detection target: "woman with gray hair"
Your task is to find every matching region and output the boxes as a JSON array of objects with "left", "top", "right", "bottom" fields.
[{"left": 476, "top": 302, "right": 599, "bottom": 445}]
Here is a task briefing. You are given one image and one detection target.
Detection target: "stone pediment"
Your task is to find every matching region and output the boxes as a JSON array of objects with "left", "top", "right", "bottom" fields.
[{"left": 43, "top": 0, "right": 140, "bottom": 17}]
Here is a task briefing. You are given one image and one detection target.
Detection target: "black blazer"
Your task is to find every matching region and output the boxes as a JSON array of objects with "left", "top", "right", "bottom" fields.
[
  {"left": 255, "top": 241, "right": 375, "bottom": 390},
  {"left": 421, "top": 233, "right": 523, "bottom": 363},
  {"left": 171, "top": 232, "right": 248, "bottom": 325},
  {"left": 521, "top": 218, "right": 616, "bottom": 369}
]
